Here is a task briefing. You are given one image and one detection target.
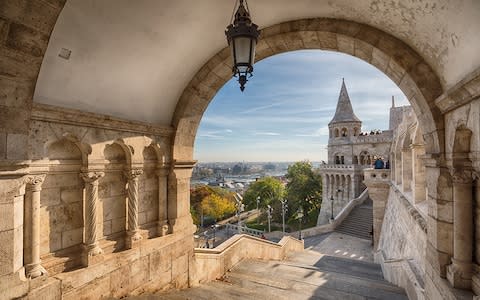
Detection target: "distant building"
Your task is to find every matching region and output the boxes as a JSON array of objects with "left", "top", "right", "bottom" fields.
[{"left": 317, "top": 79, "right": 404, "bottom": 225}]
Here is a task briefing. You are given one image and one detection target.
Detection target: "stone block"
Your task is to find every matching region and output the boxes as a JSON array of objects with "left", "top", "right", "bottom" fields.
[
  {"left": 25, "top": 277, "right": 61, "bottom": 300},
  {"left": 0, "top": 47, "right": 40, "bottom": 80},
  {"left": 282, "top": 32, "right": 304, "bottom": 51},
  {"left": 62, "top": 228, "right": 83, "bottom": 249},
  {"left": 110, "top": 265, "right": 130, "bottom": 298},
  {"left": 0, "top": 76, "right": 33, "bottom": 109},
  {"left": 172, "top": 253, "right": 188, "bottom": 279},
  {"left": 0, "top": 229, "right": 14, "bottom": 276},
  {"left": 297, "top": 31, "right": 320, "bottom": 49},
  {"left": 40, "top": 187, "right": 61, "bottom": 207},
  {"left": 0, "top": 1, "right": 61, "bottom": 35},
  {"left": 60, "top": 188, "right": 82, "bottom": 204},
  {"left": 103, "top": 197, "right": 126, "bottom": 221},
  {"left": 264, "top": 35, "right": 288, "bottom": 53},
  {"left": 111, "top": 217, "right": 126, "bottom": 234},
  {"left": 130, "top": 256, "right": 149, "bottom": 290},
  {"left": 354, "top": 39, "right": 373, "bottom": 63},
  {"left": 6, "top": 22, "right": 48, "bottom": 57},
  {"left": 103, "top": 220, "right": 112, "bottom": 236},
  {"left": 336, "top": 34, "right": 354, "bottom": 56},
  {"left": 385, "top": 59, "right": 406, "bottom": 84},
  {"left": 63, "top": 275, "right": 110, "bottom": 300},
  {"left": 6, "top": 132, "right": 27, "bottom": 159},
  {"left": 317, "top": 32, "right": 337, "bottom": 50},
  {"left": 370, "top": 48, "right": 390, "bottom": 72}
]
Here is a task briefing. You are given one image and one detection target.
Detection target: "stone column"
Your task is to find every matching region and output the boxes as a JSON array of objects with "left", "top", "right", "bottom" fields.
[
  {"left": 401, "top": 148, "right": 412, "bottom": 192},
  {"left": 168, "top": 161, "right": 196, "bottom": 234},
  {"left": 80, "top": 171, "right": 104, "bottom": 266},
  {"left": 24, "top": 174, "right": 47, "bottom": 278},
  {"left": 447, "top": 168, "right": 475, "bottom": 289},
  {"left": 156, "top": 167, "right": 169, "bottom": 236},
  {"left": 411, "top": 144, "right": 426, "bottom": 203},
  {"left": 125, "top": 168, "right": 143, "bottom": 249}
]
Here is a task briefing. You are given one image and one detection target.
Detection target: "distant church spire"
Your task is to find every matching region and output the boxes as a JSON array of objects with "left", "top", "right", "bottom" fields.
[
  {"left": 391, "top": 95, "right": 395, "bottom": 108},
  {"left": 329, "top": 79, "right": 361, "bottom": 125}
]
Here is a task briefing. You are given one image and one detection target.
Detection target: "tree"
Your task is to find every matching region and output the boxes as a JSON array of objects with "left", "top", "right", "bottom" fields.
[
  {"left": 190, "top": 185, "right": 236, "bottom": 225},
  {"left": 201, "top": 194, "right": 236, "bottom": 221},
  {"left": 243, "top": 177, "right": 285, "bottom": 211},
  {"left": 285, "top": 161, "right": 322, "bottom": 225}
]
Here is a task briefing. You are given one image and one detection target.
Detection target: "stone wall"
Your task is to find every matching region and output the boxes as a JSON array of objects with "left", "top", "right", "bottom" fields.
[
  {"left": 0, "top": 103, "right": 199, "bottom": 299},
  {"left": 375, "top": 185, "right": 428, "bottom": 299}
]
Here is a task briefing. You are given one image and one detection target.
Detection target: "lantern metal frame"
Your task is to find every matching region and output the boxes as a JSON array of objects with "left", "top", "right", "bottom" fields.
[{"left": 225, "top": 0, "right": 260, "bottom": 91}]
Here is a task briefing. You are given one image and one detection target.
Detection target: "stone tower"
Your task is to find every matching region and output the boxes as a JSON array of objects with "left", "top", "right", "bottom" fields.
[{"left": 317, "top": 79, "right": 393, "bottom": 225}]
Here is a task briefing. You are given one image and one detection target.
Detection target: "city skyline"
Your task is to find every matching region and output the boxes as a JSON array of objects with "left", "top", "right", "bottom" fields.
[{"left": 194, "top": 50, "right": 409, "bottom": 162}]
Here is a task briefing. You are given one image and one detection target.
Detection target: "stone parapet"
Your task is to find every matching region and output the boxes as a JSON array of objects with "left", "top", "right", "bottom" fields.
[{"left": 192, "top": 234, "right": 304, "bottom": 285}]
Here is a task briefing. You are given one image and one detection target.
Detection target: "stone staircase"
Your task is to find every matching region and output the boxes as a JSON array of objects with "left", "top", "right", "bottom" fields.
[
  {"left": 149, "top": 249, "right": 407, "bottom": 300},
  {"left": 335, "top": 198, "right": 373, "bottom": 240}
]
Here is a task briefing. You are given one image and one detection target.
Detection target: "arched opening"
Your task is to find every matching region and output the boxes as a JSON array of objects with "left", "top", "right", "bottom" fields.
[
  {"left": 39, "top": 138, "right": 84, "bottom": 275},
  {"left": 341, "top": 127, "right": 348, "bottom": 137},
  {"left": 334, "top": 128, "right": 340, "bottom": 138}
]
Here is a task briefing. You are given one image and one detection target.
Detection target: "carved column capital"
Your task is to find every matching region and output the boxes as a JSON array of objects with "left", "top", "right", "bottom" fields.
[
  {"left": 81, "top": 172, "right": 105, "bottom": 185},
  {"left": 25, "top": 174, "right": 46, "bottom": 192},
  {"left": 450, "top": 168, "right": 477, "bottom": 184},
  {"left": 124, "top": 168, "right": 143, "bottom": 180}
]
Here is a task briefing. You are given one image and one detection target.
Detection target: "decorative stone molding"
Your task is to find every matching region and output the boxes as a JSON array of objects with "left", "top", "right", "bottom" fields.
[
  {"left": 25, "top": 174, "right": 46, "bottom": 192},
  {"left": 80, "top": 171, "right": 105, "bottom": 264},
  {"left": 31, "top": 103, "right": 174, "bottom": 137},
  {"left": 435, "top": 67, "right": 480, "bottom": 114},
  {"left": 156, "top": 167, "right": 170, "bottom": 236}
]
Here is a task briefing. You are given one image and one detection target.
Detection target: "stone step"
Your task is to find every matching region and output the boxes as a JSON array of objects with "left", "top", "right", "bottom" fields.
[{"left": 230, "top": 259, "right": 407, "bottom": 299}]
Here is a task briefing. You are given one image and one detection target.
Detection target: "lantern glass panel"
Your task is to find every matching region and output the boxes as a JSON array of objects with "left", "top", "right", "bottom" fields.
[{"left": 234, "top": 36, "right": 252, "bottom": 68}]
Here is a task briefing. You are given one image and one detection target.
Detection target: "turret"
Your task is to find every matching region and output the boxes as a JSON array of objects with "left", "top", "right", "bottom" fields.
[{"left": 328, "top": 79, "right": 362, "bottom": 139}]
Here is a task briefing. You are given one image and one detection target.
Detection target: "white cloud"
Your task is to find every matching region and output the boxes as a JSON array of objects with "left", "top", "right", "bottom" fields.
[{"left": 254, "top": 132, "right": 281, "bottom": 136}]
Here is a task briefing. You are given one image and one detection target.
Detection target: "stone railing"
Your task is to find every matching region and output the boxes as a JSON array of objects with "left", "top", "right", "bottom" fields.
[
  {"left": 318, "top": 164, "right": 365, "bottom": 171},
  {"left": 267, "top": 188, "right": 370, "bottom": 239},
  {"left": 225, "top": 224, "right": 264, "bottom": 237},
  {"left": 192, "top": 234, "right": 304, "bottom": 284}
]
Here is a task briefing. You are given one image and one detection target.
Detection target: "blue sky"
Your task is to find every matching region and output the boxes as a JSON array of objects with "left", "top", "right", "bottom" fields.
[{"left": 194, "top": 50, "right": 409, "bottom": 162}]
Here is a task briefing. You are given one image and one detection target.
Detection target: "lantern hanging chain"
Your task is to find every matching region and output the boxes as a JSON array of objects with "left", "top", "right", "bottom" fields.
[{"left": 229, "top": 0, "right": 240, "bottom": 25}]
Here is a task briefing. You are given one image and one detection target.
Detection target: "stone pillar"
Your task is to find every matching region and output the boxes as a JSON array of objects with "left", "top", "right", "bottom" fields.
[
  {"left": 125, "top": 168, "right": 143, "bottom": 249},
  {"left": 447, "top": 168, "right": 475, "bottom": 289},
  {"left": 24, "top": 174, "right": 47, "bottom": 278},
  {"left": 156, "top": 167, "right": 169, "bottom": 236},
  {"left": 80, "top": 171, "right": 104, "bottom": 266},
  {"left": 363, "top": 169, "right": 390, "bottom": 250},
  {"left": 411, "top": 144, "right": 426, "bottom": 203},
  {"left": 168, "top": 161, "right": 196, "bottom": 234},
  {"left": 401, "top": 148, "right": 412, "bottom": 192}
]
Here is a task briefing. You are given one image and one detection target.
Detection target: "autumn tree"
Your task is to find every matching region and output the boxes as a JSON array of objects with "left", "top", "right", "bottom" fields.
[{"left": 201, "top": 194, "right": 236, "bottom": 221}]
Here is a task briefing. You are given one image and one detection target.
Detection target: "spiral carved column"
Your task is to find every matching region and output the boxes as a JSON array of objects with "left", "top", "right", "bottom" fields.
[
  {"left": 125, "top": 169, "right": 143, "bottom": 249},
  {"left": 80, "top": 172, "right": 104, "bottom": 265},
  {"left": 24, "top": 174, "right": 47, "bottom": 278}
]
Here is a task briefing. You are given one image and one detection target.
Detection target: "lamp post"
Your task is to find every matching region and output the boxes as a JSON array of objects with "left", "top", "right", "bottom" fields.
[
  {"left": 235, "top": 199, "right": 245, "bottom": 233},
  {"left": 297, "top": 207, "right": 304, "bottom": 240},
  {"left": 330, "top": 195, "right": 334, "bottom": 222},
  {"left": 280, "top": 199, "right": 288, "bottom": 234},
  {"left": 225, "top": 0, "right": 260, "bottom": 92},
  {"left": 211, "top": 224, "right": 219, "bottom": 247},
  {"left": 267, "top": 204, "right": 273, "bottom": 233},
  {"left": 256, "top": 196, "right": 260, "bottom": 211}
]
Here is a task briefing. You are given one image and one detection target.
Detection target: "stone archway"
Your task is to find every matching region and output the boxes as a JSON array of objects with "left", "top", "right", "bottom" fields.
[{"left": 172, "top": 18, "right": 444, "bottom": 162}]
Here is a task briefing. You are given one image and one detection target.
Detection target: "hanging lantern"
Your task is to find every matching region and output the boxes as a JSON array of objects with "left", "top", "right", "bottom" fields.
[{"left": 225, "top": 0, "right": 260, "bottom": 92}]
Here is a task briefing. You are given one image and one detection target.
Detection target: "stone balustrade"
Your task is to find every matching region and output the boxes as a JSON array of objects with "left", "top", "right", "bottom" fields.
[{"left": 193, "top": 234, "right": 304, "bottom": 285}]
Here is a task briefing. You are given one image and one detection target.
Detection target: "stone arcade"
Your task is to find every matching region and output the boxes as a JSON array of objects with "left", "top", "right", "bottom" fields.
[{"left": 0, "top": 1, "right": 480, "bottom": 299}]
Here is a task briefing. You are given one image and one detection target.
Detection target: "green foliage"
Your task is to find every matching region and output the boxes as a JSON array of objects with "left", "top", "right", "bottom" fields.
[
  {"left": 285, "top": 161, "right": 323, "bottom": 225},
  {"left": 243, "top": 177, "right": 285, "bottom": 210}
]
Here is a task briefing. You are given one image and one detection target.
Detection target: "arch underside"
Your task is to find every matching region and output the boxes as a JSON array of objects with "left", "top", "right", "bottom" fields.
[{"left": 172, "top": 18, "right": 444, "bottom": 161}]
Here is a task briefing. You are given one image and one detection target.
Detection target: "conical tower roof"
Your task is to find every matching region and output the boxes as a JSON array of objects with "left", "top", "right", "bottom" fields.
[{"left": 329, "top": 79, "right": 361, "bottom": 125}]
